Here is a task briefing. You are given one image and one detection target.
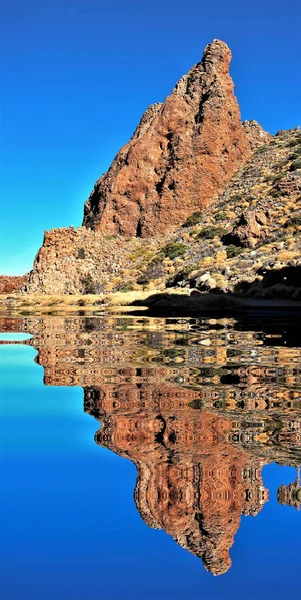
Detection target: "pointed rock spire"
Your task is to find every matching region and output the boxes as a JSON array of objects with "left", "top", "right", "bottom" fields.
[{"left": 83, "top": 40, "right": 254, "bottom": 237}]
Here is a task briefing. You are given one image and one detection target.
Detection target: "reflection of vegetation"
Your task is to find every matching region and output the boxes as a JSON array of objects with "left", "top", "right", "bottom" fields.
[{"left": 163, "top": 348, "right": 185, "bottom": 359}]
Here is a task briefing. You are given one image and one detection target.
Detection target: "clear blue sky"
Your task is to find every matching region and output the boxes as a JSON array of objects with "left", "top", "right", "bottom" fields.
[{"left": 1, "top": 0, "right": 300, "bottom": 275}]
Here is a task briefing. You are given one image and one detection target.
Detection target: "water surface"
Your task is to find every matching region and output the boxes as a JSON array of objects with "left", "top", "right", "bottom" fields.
[{"left": 0, "top": 314, "right": 300, "bottom": 600}]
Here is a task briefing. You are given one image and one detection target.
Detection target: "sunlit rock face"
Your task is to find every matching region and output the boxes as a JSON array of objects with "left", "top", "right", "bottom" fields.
[{"left": 83, "top": 40, "right": 254, "bottom": 237}]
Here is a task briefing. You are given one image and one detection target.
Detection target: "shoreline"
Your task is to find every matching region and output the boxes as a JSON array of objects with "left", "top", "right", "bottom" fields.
[{"left": 1, "top": 290, "right": 300, "bottom": 317}]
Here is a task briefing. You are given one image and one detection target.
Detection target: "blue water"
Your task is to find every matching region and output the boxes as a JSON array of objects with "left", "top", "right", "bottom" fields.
[{"left": 0, "top": 321, "right": 300, "bottom": 600}]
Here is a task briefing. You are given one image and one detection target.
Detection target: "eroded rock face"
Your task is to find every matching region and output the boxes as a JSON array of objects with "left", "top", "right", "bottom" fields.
[
  {"left": 222, "top": 210, "right": 268, "bottom": 248},
  {"left": 0, "top": 276, "right": 25, "bottom": 294},
  {"left": 242, "top": 120, "right": 272, "bottom": 150},
  {"left": 83, "top": 39, "right": 252, "bottom": 237}
]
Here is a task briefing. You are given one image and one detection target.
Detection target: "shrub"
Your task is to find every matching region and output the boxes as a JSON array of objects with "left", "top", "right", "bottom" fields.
[
  {"left": 255, "top": 146, "right": 266, "bottom": 154},
  {"left": 77, "top": 247, "right": 85, "bottom": 259},
  {"left": 226, "top": 245, "right": 243, "bottom": 259},
  {"left": 215, "top": 211, "right": 227, "bottom": 222},
  {"left": 80, "top": 274, "right": 99, "bottom": 294},
  {"left": 116, "top": 283, "right": 134, "bottom": 292},
  {"left": 183, "top": 211, "right": 202, "bottom": 227},
  {"left": 197, "top": 226, "right": 225, "bottom": 240},
  {"left": 146, "top": 259, "right": 164, "bottom": 280},
  {"left": 151, "top": 253, "right": 165, "bottom": 264},
  {"left": 287, "top": 137, "right": 301, "bottom": 148},
  {"left": 290, "top": 158, "right": 301, "bottom": 171},
  {"left": 284, "top": 215, "right": 301, "bottom": 228},
  {"left": 273, "top": 173, "right": 284, "bottom": 183},
  {"left": 162, "top": 242, "right": 188, "bottom": 259},
  {"left": 137, "top": 274, "right": 149, "bottom": 285}
]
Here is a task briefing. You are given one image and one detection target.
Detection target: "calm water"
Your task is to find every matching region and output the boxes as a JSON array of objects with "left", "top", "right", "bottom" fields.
[{"left": 0, "top": 313, "right": 300, "bottom": 600}]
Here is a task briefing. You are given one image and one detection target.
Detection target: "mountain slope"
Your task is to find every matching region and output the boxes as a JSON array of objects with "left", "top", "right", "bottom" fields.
[{"left": 24, "top": 127, "right": 301, "bottom": 299}]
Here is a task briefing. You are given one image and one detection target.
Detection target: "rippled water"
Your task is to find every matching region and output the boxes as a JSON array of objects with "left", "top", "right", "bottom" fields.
[{"left": 0, "top": 314, "right": 300, "bottom": 600}]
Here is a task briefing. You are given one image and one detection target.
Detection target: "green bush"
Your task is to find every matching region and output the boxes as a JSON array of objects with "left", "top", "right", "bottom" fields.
[
  {"left": 214, "top": 211, "right": 227, "bottom": 222},
  {"left": 287, "top": 137, "right": 301, "bottom": 148},
  {"left": 255, "top": 145, "right": 266, "bottom": 154},
  {"left": 162, "top": 242, "right": 188, "bottom": 259},
  {"left": 151, "top": 253, "right": 165, "bottom": 264},
  {"left": 272, "top": 173, "right": 284, "bottom": 183},
  {"left": 183, "top": 211, "right": 202, "bottom": 227},
  {"left": 197, "top": 226, "right": 225, "bottom": 240},
  {"left": 290, "top": 158, "right": 301, "bottom": 171},
  {"left": 226, "top": 245, "right": 243, "bottom": 258}
]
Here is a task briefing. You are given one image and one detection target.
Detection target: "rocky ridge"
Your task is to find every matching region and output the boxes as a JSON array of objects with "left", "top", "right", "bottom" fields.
[
  {"left": 3, "top": 39, "right": 300, "bottom": 300},
  {"left": 24, "top": 128, "right": 301, "bottom": 299}
]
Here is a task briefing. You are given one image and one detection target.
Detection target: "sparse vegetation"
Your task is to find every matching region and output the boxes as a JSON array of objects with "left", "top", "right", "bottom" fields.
[
  {"left": 290, "top": 158, "right": 301, "bottom": 171},
  {"left": 183, "top": 211, "right": 202, "bottom": 227},
  {"left": 197, "top": 226, "right": 225, "bottom": 240},
  {"left": 162, "top": 242, "right": 188, "bottom": 259},
  {"left": 214, "top": 211, "right": 227, "bottom": 222},
  {"left": 284, "top": 215, "right": 301, "bottom": 228},
  {"left": 81, "top": 274, "right": 100, "bottom": 294},
  {"left": 226, "top": 245, "right": 243, "bottom": 258}
]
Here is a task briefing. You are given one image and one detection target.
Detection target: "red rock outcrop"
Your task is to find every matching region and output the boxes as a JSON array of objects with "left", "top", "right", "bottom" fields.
[
  {"left": 0, "top": 275, "right": 25, "bottom": 294},
  {"left": 83, "top": 39, "right": 252, "bottom": 237}
]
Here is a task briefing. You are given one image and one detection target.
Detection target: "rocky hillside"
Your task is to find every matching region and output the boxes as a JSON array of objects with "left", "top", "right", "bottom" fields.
[
  {"left": 25, "top": 127, "right": 301, "bottom": 299},
  {"left": 4, "top": 38, "right": 299, "bottom": 300}
]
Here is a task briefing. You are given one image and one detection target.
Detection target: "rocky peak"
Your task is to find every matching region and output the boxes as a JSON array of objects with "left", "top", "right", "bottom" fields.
[
  {"left": 83, "top": 39, "right": 254, "bottom": 238},
  {"left": 242, "top": 119, "right": 272, "bottom": 149}
]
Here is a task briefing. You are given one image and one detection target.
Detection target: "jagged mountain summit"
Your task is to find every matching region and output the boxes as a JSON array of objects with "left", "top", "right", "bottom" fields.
[
  {"left": 1, "top": 39, "right": 300, "bottom": 299},
  {"left": 83, "top": 39, "right": 268, "bottom": 237}
]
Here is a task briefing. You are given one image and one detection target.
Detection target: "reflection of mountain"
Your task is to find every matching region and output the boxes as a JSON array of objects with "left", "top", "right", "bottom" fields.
[
  {"left": 1, "top": 315, "right": 300, "bottom": 575},
  {"left": 85, "top": 385, "right": 270, "bottom": 575}
]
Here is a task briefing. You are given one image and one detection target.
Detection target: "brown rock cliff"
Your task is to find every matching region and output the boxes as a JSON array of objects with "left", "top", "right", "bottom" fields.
[{"left": 83, "top": 40, "right": 252, "bottom": 237}]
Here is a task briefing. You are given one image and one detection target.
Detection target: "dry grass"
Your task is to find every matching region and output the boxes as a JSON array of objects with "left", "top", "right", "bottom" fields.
[{"left": 0, "top": 288, "right": 190, "bottom": 315}]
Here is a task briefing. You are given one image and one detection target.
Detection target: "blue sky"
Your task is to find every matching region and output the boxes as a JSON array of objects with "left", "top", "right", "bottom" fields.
[{"left": 1, "top": 0, "right": 300, "bottom": 275}]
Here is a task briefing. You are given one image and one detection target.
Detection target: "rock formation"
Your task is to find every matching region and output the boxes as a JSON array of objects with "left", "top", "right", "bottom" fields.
[
  {"left": 83, "top": 40, "right": 253, "bottom": 237},
  {"left": 0, "top": 275, "right": 26, "bottom": 294}
]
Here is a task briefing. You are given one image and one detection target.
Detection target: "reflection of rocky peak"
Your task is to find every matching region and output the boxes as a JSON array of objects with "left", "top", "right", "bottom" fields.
[
  {"left": 1, "top": 315, "right": 300, "bottom": 575},
  {"left": 85, "top": 386, "right": 269, "bottom": 576},
  {"left": 83, "top": 39, "right": 252, "bottom": 237}
]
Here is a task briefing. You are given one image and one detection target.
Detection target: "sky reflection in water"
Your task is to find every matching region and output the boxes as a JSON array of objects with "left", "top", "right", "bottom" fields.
[{"left": 0, "top": 314, "right": 300, "bottom": 600}]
